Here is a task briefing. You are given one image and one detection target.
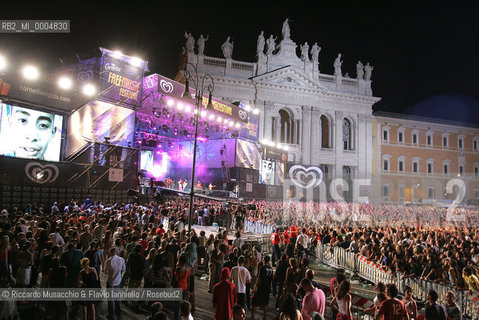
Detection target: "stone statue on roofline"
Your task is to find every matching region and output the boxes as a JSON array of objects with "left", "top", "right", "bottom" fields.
[
  {"left": 184, "top": 31, "right": 195, "bottom": 54},
  {"left": 300, "top": 42, "right": 310, "bottom": 62},
  {"left": 365, "top": 63, "right": 374, "bottom": 81},
  {"left": 197, "top": 34, "right": 209, "bottom": 55},
  {"left": 334, "top": 53, "right": 343, "bottom": 77},
  {"left": 282, "top": 18, "right": 291, "bottom": 40},
  {"left": 311, "top": 43, "right": 321, "bottom": 64},
  {"left": 221, "top": 36, "right": 234, "bottom": 59},
  {"left": 356, "top": 61, "right": 364, "bottom": 80},
  {"left": 266, "top": 35, "right": 277, "bottom": 55},
  {"left": 257, "top": 31, "right": 265, "bottom": 55}
]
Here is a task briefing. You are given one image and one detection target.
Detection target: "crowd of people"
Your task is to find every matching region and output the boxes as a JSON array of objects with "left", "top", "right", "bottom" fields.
[{"left": 1, "top": 195, "right": 479, "bottom": 319}]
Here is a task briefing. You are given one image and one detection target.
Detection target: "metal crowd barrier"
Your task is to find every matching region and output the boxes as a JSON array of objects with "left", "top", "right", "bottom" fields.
[
  {"left": 315, "top": 245, "right": 479, "bottom": 318},
  {"left": 240, "top": 218, "right": 275, "bottom": 234}
]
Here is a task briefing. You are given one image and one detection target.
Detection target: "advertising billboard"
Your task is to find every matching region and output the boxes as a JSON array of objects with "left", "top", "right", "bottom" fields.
[
  {"left": 0, "top": 103, "right": 63, "bottom": 161},
  {"left": 100, "top": 52, "right": 144, "bottom": 107}
]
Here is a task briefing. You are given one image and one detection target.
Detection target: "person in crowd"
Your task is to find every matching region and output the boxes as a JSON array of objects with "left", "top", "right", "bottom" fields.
[
  {"left": 365, "top": 282, "right": 386, "bottom": 315},
  {"left": 232, "top": 304, "right": 247, "bottom": 320},
  {"left": 274, "top": 254, "right": 289, "bottom": 309},
  {"left": 271, "top": 228, "right": 282, "bottom": 266},
  {"left": 60, "top": 242, "right": 83, "bottom": 288},
  {"left": 331, "top": 280, "right": 352, "bottom": 320},
  {"left": 213, "top": 267, "right": 237, "bottom": 320},
  {"left": 279, "top": 292, "right": 303, "bottom": 320},
  {"left": 229, "top": 255, "right": 251, "bottom": 308},
  {"left": 104, "top": 247, "right": 126, "bottom": 320},
  {"left": 252, "top": 255, "right": 274, "bottom": 320},
  {"left": 375, "top": 284, "right": 409, "bottom": 320},
  {"left": 425, "top": 289, "right": 447, "bottom": 320},
  {"left": 78, "top": 257, "right": 99, "bottom": 320},
  {"left": 445, "top": 291, "right": 461, "bottom": 320},
  {"left": 403, "top": 286, "right": 417, "bottom": 320},
  {"left": 300, "top": 278, "right": 326, "bottom": 319},
  {"left": 179, "top": 300, "right": 194, "bottom": 320}
]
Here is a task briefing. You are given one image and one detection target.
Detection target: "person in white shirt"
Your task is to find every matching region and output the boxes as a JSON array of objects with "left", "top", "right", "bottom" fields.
[
  {"left": 296, "top": 228, "right": 310, "bottom": 250},
  {"left": 103, "top": 247, "right": 126, "bottom": 320},
  {"left": 229, "top": 255, "right": 252, "bottom": 307}
]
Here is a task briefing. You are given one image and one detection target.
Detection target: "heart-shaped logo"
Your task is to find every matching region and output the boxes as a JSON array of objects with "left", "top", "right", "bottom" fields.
[
  {"left": 77, "top": 70, "right": 93, "bottom": 83},
  {"left": 289, "top": 165, "right": 323, "bottom": 189},
  {"left": 160, "top": 80, "right": 174, "bottom": 93},
  {"left": 238, "top": 110, "right": 248, "bottom": 121},
  {"left": 25, "top": 162, "right": 59, "bottom": 184}
]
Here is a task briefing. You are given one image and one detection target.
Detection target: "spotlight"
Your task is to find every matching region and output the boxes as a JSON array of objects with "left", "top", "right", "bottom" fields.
[
  {"left": 83, "top": 84, "right": 96, "bottom": 96},
  {"left": 284, "top": 146, "right": 290, "bottom": 151},
  {"left": 0, "top": 55, "right": 6, "bottom": 71},
  {"left": 167, "top": 99, "right": 174, "bottom": 107},
  {"left": 113, "top": 51, "right": 122, "bottom": 59},
  {"left": 194, "top": 109, "right": 198, "bottom": 115},
  {"left": 235, "top": 122, "right": 241, "bottom": 129},
  {"left": 253, "top": 108, "right": 259, "bottom": 115},
  {"left": 200, "top": 110, "right": 207, "bottom": 117},
  {"left": 228, "top": 121, "right": 234, "bottom": 127},
  {"left": 131, "top": 56, "right": 143, "bottom": 67},
  {"left": 217, "top": 116, "right": 222, "bottom": 122},
  {"left": 245, "top": 105, "right": 251, "bottom": 112},
  {"left": 185, "top": 105, "right": 191, "bottom": 113},
  {"left": 23, "top": 65, "right": 39, "bottom": 80},
  {"left": 208, "top": 114, "right": 215, "bottom": 120},
  {"left": 58, "top": 77, "right": 72, "bottom": 89},
  {"left": 224, "top": 118, "right": 228, "bottom": 123},
  {"left": 177, "top": 102, "right": 184, "bottom": 110}
]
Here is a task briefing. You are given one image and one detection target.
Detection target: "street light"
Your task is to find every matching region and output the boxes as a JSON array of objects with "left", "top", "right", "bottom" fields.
[{"left": 181, "top": 62, "right": 215, "bottom": 235}]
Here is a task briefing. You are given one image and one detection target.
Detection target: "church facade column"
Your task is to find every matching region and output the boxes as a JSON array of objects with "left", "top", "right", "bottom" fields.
[
  {"left": 335, "top": 111, "right": 344, "bottom": 180},
  {"left": 263, "top": 103, "right": 273, "bottom": 141},
  {"left": 311, "top": 109, "right": 321, "bottom": 164},
  {"left": 302, "top": 106, "right": 312, "bottom": 165}
]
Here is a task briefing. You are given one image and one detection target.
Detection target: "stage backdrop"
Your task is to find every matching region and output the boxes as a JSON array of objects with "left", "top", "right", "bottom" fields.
[{"left": 66, "top": 100, "right": 135, "bottom": 158}]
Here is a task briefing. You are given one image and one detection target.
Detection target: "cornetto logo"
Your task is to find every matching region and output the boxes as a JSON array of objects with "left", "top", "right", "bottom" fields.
[
  {"left": 25, "top": 162, "right": 59, "bottom": 184},
  {"left": 238, "top": 110, "right": 248, "bottom": 121},
  {"left": 159, "top": 80, "right": 174, "bottom": 93},
  {"left": 105, "top": 63, "right": 121, "bottom": 73}
]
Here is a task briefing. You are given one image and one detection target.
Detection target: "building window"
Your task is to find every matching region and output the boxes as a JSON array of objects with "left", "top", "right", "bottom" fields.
[
  {"left": 475, "top": 166, "right": 479, "bottom": 177},
  {"left": 474, "top": 139, "right": 478, "bottom": 151},
  {"left": 399, "top": 161, "right": 404, "bottom": 172},
  {"left": 413, "top": 161, "right": 418, "bottom": 173},
  {"left": 398, "top": 131, "right": 404, "bottom": 143},
  {"left": 427, "top": 134, "right": 433, "bottom": 146},
  {"left": 383, "top": 159, "right": 389, "bottom": 171},
  {"left": 459, "top": 165, "right": 464, "bottom": 176},
  {"left": 442, "top": 135, "right": 448, "bottom": 148},
  {"left": 383, "top": 127, "right": 390, "bottom": 142},
  {"left": 343, "top": 118, "right": 353, "bottom": 150},
  {"left": 277, "top": 109, "right": 296, "bottom": 144},
  {"left": 475, "top": 190, "right": 479, "bottom": 198},
  {"left": 412, "top": 133, "right": 418, "bottom": 145},
  {"left": 320, "top": 115, "right": 332, "bottom": 148},
  {"left": 458, "top": 138, "right": 464, "bottom": 149},
  {"left": 427, "top": 162, "right": 433, "bottom": 174},
  {"left": 443, "top": 164, "right": 449, "bottom": 175}
]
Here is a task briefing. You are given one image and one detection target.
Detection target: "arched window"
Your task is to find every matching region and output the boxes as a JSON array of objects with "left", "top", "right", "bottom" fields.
[
  {"left": 277, "top": 109, "right": 295, "bottom": 144},
  {"left": 342, "top": 118, "right": 353, "bottom": 150},
  {"left": 320, "top": 115, "right": 332, "bottom": 148}
]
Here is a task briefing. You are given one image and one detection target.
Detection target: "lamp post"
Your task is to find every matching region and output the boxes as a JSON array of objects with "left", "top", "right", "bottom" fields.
[{"left": 181, "top": 63, "right": 215, "bottom": 235}]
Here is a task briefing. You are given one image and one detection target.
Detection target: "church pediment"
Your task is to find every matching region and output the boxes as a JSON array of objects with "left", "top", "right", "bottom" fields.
[{"left": 251, "top": 66, "right": 327, "bottom": 92}]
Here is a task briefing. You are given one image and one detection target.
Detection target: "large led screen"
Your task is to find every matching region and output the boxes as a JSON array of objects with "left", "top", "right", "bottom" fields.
[
  {"left": 66, "top": 100, "right": 135, "bottom": 157},
  {"left": 0, "top": 103, "right": 63, "bottom": 161},
  {"left": 259, "top": 160, "right": 275, "bottom": 185}
]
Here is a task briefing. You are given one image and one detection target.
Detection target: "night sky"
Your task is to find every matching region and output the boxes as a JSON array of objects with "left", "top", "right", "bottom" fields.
[{"left": 1, "top": 1, "right": 479, "bottom": 123}]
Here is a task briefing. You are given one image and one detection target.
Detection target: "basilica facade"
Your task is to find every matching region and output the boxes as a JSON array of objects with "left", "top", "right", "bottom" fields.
[{"left": 181, "top": 20, "right": 380, "bottom": 200}]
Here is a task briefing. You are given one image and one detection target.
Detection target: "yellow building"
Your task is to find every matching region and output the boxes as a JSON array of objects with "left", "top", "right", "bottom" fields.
[{"left": 373, "top": 112, "right": 479, "bottom": 204}]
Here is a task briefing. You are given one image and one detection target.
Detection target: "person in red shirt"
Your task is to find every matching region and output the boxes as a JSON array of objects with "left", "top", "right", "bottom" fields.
[
  {"left": 213, "top": 267, "right": 237, "bottom": 320},
  {"left": 282, "top": 229, "right": 290, "bottom": 246},
  {"left": 290, "top": 225, "right": 298, "bottom": 247},
  {"left": 155, "top": 224, "right": 165, "bottom": 238},
  {"left": 375, "top": 284, "right": 409, "bottom": 320},
  {"left": 271, "top": 229, "right": 281, "bottom": 267},
  {"left": 137, "top": 233, "right": 148, "bottom": 254}
]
